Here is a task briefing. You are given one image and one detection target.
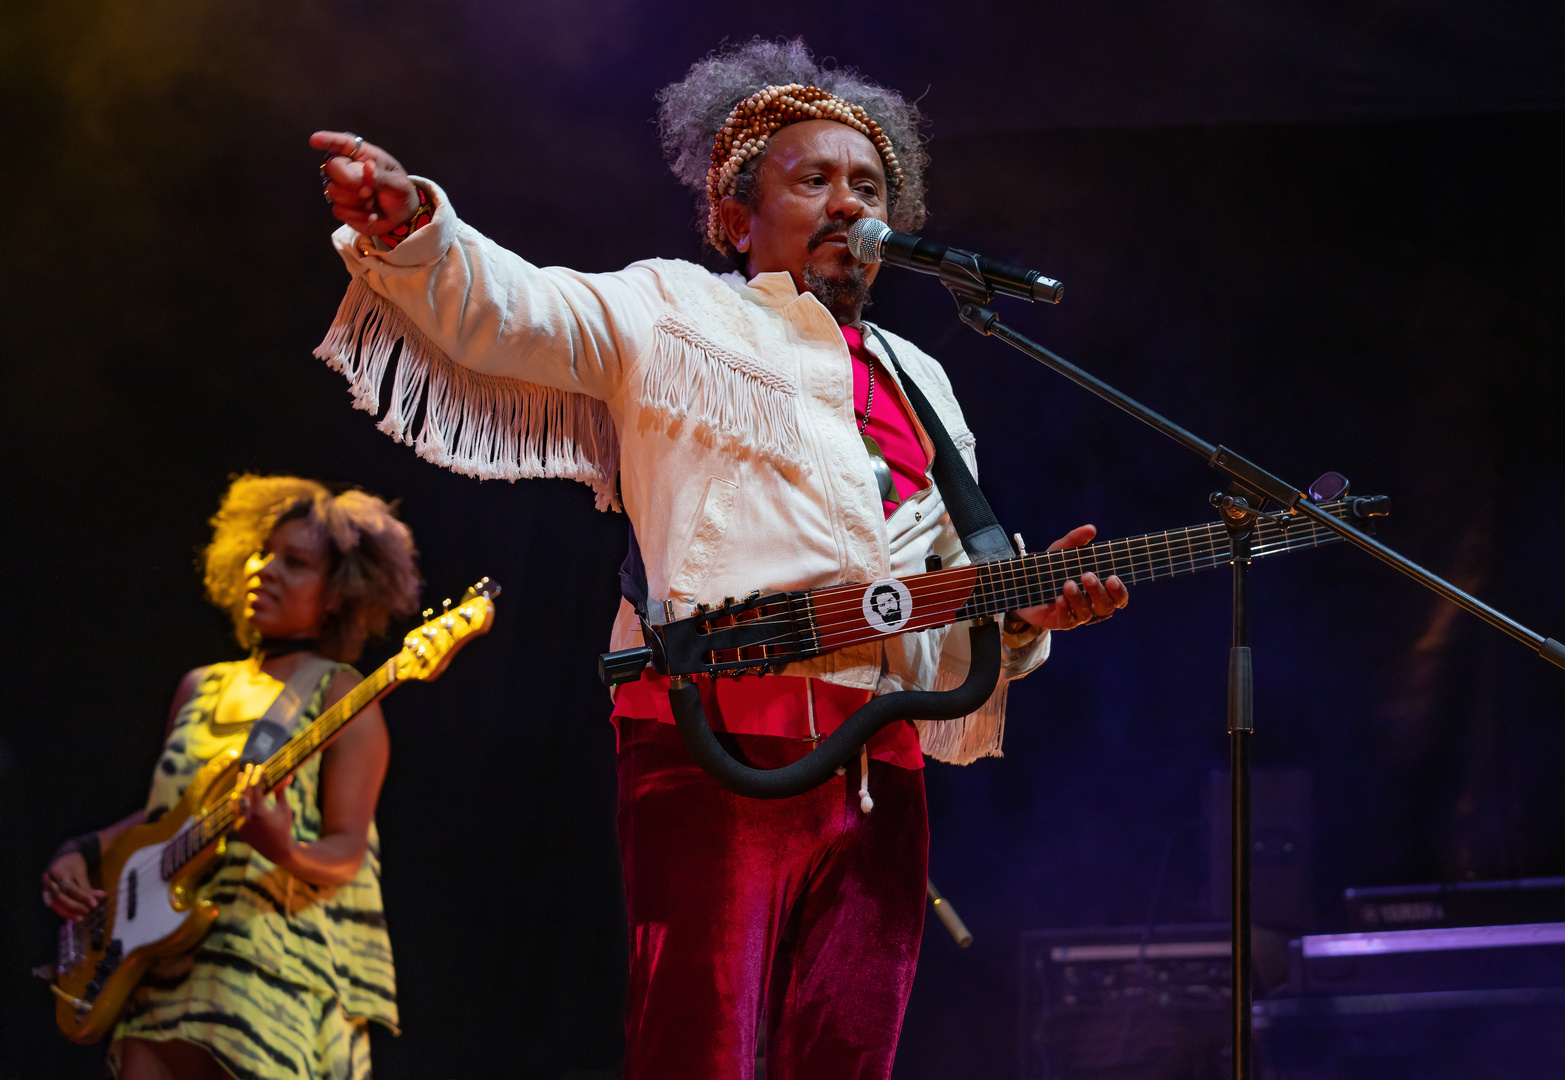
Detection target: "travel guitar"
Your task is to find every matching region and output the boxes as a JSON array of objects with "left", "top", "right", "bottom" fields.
[
  {"left": 603, "top": 495, "right": 1387, "bottom": 685},
  {"left": 49, "top": 579, "right": 499, "bottom": 1043},
  {"left": 606, "top": 493, "right": 1388, "bottom": 798}
]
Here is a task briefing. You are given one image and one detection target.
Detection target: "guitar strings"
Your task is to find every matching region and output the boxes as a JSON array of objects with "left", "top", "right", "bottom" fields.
[
  {"left": 697, "top": 504, "right": 1345, "bottom": 644},
  {"left": 812, "top": 520, "right": 1331, "bottom": 638},
  {"left": 683, "top": 516, "right": 1333, "bottom": 658},
  {"left": 755, "top": 505, "right": 1343, "bottom": 630},
  {"left": 168, "top": 597, "right": 492, "bottom": 874},
  {"left": 170, "top": 660, "right": 398, "bottom": 870},
  {"left": 806, "top": 513, "right": 1340, "bottom": 652},
  {"left": 685, "top": 505, "right": 1352, "bottom": 661},
  {"left": 816, "top": 502, "right": 1338, "bottom": 623}
]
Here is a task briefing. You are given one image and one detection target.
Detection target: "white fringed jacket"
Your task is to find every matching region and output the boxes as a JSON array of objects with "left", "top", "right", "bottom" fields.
[{"left": 319, "top": 181, "right": 1049, "bottom": 763}]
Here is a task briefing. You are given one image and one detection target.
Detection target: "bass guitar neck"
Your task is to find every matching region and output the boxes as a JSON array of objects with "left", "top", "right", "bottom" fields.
[{"left": 604, "top": 496, "right": 1387, "bottom": 684}]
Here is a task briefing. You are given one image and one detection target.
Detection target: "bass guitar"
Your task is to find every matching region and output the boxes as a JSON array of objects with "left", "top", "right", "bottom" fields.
[
  {"left": 49, "top": 578, "right": 499, "bottom": 1043},
  {"left": 603, "top": 494, "right": 1386, "bottom": 798}
]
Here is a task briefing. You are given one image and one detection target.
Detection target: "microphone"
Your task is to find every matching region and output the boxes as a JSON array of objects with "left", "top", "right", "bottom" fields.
[{"left": 847, "top": 218, "right": 1063, "bottom": 304}]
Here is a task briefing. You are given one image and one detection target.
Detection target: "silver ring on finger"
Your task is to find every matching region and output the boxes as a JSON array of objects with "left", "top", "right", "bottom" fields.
[{"left": 347, "top": 133, "right": 365, "bottom": 159}]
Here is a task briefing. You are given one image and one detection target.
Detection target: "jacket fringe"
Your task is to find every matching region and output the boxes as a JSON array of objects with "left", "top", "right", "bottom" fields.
[
  {"left": 639, "top": 314, "right": 805, "bottom": 469},
  {"left": 314, "top": 279, "right": 622, "bottom": 511},
  {"left": 915, "top": 658, "right": 1009, "bottom": 764}
]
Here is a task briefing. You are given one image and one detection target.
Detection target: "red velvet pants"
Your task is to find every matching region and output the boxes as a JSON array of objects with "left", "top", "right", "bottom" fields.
[{"left": 616, "top": 716, "right": 929, "bottom": 1080}]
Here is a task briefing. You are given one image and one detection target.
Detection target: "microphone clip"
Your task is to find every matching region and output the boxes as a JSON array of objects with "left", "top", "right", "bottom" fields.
[
  {"left": 939, "top": 255, "right": 1001, "bottom": 334},
  {"left": 937, "top": 248, "right": 992, "bottom": 306},
  {"left": 938, "top": 250, "right": 1002, "bottom": 334}
]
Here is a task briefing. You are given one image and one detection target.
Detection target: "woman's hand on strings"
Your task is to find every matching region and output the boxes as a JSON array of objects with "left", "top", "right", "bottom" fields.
[
  {"left": 235, "top": 765, "right": 297, "bottom": 866},
  {"left": 42, "top": 849, "right": 104, "bottom": 918},
  {"left": 310, "top": 130, "right": 419, "bottom": 235},
  {"left": 1012, "top": 524, "right": 1129, "bottom": 633}
]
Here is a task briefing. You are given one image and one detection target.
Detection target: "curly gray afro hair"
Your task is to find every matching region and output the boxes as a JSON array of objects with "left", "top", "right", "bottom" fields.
[{"left": 657, "top": 38, "right": 930, "bottom": 262}]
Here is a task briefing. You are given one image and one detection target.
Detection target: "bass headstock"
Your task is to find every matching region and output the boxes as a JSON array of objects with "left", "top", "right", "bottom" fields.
[{"left": 394, "top": 578, "right": 501, "bottom": 682}]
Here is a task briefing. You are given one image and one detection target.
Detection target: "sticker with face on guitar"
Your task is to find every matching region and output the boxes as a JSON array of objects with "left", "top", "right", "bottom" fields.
[{"left": 861, "top": 579, "right": 913, "bottom": 634}]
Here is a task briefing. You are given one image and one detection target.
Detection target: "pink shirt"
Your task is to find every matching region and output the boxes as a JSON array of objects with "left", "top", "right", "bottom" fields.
[{"left": 612, "top": 324, "right": 932, "bottom": 769}]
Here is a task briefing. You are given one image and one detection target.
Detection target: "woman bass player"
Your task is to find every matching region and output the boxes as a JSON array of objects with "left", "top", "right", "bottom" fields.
[{"left": 42, "top": 475, "right": 420, "bottom": 1080}]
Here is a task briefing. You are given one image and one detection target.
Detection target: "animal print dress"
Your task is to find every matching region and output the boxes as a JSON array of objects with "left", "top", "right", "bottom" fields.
[{"left": 109, "top": 659, "right": 398, "bottom": 1080}]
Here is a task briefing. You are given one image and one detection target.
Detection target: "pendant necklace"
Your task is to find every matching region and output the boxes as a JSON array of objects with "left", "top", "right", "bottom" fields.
[{"left": 858, "top": 359, "right": 901, "bottom": 507}]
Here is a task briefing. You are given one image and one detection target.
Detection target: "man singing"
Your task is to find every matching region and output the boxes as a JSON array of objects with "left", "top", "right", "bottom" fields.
[{"left": 310, "top": 38, "right": 1126, "bottom": 1079}]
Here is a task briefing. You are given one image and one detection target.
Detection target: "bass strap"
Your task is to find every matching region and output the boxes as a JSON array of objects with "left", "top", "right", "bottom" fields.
[
  {"left": 862, "top": 322, "right": 1015, "bottom": 564},
  {"left": 239, "top": 656, "right": 337, "bottom": 766}
]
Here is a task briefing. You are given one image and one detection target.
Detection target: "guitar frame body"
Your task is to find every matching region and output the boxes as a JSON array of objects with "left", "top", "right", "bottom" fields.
[
  {"left": 54, "top": 749, "right": 245, "bottom": 1043},
  {"left": 596, "top": 496, "right": 1388, "bottom": 796}
]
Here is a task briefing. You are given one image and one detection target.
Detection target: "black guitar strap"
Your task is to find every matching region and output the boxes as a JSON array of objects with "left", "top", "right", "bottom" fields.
[{"left": 863, "top": 323, "right": 1015, "bottom": 564}]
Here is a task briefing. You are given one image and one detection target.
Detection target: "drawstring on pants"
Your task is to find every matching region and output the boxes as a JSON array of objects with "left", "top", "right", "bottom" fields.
[
  {"left": 810, "top": 679, "right": 872, "bottom": 814},
  {"left": 858, "top": 747, "right": 874, "bottom": 814}
]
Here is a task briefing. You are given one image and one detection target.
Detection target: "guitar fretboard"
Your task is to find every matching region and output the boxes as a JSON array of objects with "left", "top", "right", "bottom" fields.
[
  {"left": 161, "top": 659, "right": 397, "bottom": 879},
  {"left": 959, "top": 503, "right": 1350, "bottom": 621},
  {"left": 796, "top": 500, "right": 1359, "bottom": 661}
]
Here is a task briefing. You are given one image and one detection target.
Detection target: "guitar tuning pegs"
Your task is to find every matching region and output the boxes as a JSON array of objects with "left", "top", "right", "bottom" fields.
[
  {"left": 442, "top": 598, "right": 451, "bottom": 611},
  {"left": 460, "top": 577, "right": 501, "bottom": 603},
  {"left": 722, "top": 596, "right": 736, "bottom": 609},
  {"left": 421, "top": 608, "right": 434, "bottom": 619},
  {"left": 744, "top": 589, "right": 761, "bottom": 602}
]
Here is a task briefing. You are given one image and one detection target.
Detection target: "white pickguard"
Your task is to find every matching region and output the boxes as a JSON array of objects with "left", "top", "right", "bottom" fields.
[{"left": 112, "top": 834, "right": 191, "bottom": 954}]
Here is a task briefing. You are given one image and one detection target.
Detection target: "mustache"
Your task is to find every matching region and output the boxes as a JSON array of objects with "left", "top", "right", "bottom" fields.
[{"left": 807, "top": 221, "right": 852, "bottom": 251}]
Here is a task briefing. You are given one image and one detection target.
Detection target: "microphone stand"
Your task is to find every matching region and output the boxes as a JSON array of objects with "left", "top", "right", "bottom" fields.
[{"left": 931, "top": 254, "right": 1565, "bottom": 1080}]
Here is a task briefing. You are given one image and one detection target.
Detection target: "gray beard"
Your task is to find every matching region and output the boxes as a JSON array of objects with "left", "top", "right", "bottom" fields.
[{"left": 802, "top": 263, "right": 873, "bottom": 324}]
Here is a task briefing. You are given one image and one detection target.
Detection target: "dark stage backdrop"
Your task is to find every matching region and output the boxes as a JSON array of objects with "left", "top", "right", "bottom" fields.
[{"left": 3, "top": 4, "right": 1563, "bottom": 1079}]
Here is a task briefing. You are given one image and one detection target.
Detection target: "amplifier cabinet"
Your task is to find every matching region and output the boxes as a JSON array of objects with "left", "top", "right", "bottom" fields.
[{"left": 1018, "top": 923, "right": 1231, "bottom": 1080}]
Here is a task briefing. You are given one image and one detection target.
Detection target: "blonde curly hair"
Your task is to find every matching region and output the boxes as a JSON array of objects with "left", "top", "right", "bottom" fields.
[{"left": 203, "top": 475, "right": 421, "bottom": 663}]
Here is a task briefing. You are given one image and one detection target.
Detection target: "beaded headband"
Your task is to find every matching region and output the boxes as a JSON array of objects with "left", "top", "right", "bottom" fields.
[{"left": 705, "top": 83, "right": 906, "bottom": 254}]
